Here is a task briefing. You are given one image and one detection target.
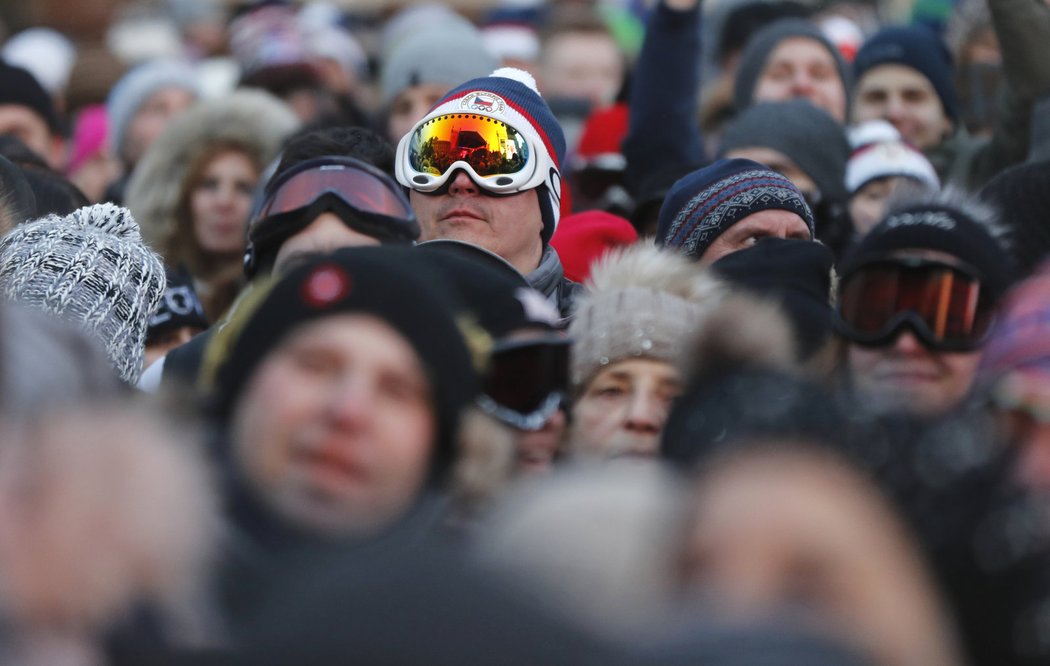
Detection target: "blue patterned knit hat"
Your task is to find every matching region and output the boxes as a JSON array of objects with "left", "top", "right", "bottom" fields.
[
  {"left": 407, "top": 67, "right": 566, "bottom": 244},
  {"left": 656, "top": 158, "right": 816, "bottom": 260}
]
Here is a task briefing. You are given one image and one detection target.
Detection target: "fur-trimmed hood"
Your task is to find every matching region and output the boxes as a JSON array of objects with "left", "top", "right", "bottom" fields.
[{"left": 125, "top": 88, "right": 300, "bottom": 257}]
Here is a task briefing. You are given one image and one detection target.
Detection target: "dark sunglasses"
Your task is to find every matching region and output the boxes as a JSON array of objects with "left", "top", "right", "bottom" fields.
[
  {"left": 834, "top": 257, "right": 997, "bottom": 352},
  {"left": 476, "top": 337, "right": 570, "bottom": 431}
]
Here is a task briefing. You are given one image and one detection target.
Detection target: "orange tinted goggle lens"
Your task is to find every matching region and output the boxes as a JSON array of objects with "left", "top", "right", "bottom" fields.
[
  {"left": 261, "top": 165, "right": 412, "bottom": 219},
  {"left": 409, "top": 114, "right": 530, "bottom": 178},
  {"left": 840, "top": 264, "right": 992, "bottom": 343}
]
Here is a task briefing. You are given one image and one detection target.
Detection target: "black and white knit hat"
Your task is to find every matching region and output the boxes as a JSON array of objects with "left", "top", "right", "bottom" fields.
[{"left": 0, "top": 203, "right": 166, "bottom": 384}]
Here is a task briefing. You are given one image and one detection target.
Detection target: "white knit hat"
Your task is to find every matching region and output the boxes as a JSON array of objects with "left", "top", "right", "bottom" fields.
[
  {"left": 845, "top": 120, "right": 940, "bottom": 194},
  {"left": 0, "top": 203, "right": 166, "bottom": 384}
]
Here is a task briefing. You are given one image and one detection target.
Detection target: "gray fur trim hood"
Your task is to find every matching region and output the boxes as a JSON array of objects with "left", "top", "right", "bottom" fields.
[{"left": 124, "top": 88, "right": 300, "bottom": 255}]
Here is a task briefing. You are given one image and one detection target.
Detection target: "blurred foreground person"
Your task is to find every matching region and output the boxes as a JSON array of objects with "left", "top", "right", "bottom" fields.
[
  {"left": 663, "top": 369, "right": 1050, "bottom": 666},
  {"left": 976, "top": 260, "right": 1050, "bottom": 492},
  {"left": 834, "top": 192, "right": 1015, "bottom": 418},
  {"left": 0, "top": 305, "right": 219, "bottom": 665},
  {"left": 197, "top": 247, "right": 480, "bottom": 627}
]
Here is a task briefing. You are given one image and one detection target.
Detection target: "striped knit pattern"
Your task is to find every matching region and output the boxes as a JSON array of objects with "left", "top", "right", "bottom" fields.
[
  {"left": 665, "top": 168, "right": 815, "bottom": 258},
  {"left": 0, "top": 203, "right": 166, "bottom": 384}
]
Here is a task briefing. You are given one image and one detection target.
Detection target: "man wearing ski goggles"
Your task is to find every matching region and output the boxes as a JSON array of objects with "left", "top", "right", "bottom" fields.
[
  {"left": 245, "top": 155, "right": 419, "bottom": 277},
  {"left": 395, "top": 68, "right": 580, "bottom": 319},
  {"left": 835, "top": 199, "right": 1015, "bottom": 418}
]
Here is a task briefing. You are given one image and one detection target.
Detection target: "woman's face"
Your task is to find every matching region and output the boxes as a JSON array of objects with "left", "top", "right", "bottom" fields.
[
  {"left": 191, "top": 150, "right": 258, "bottom": 256},
  {"left": 679, "top": 449, "right": 963, "bottom": 666}
]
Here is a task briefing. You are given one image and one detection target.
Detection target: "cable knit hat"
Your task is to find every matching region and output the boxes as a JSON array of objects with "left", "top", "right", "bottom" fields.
[
  {"left": 720, "top": 100, "right": 851, "bottom": 205},
  {"left": 733, "top": 18, "right": 851, "bottom": 114},
  {"left": 853, "top": 25, "right": 958, "bottom": 122},
  {"left": 0, "top": 203, "right": 166, "bottom": 384},
  {"left": 656, "top": 158, "right": 816, "bottom": 260},
  {"left": 105, "top": 59, "right": 200, "bottom": 161},
  {"left": 568, "top": 242, "right": 726, "bottom": 389},
  {"left": 397, "top": 67, "right": 566, "bottom": 244}
]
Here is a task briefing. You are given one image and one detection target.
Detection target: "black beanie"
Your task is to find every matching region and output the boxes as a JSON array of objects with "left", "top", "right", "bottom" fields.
[
  {"left": 979, "top": 160, "right": 1050, "bottom": 277},
  {"left": 201, "top": 246, "right": 482, "bottom": 480},
  {"left": 712, "top": 237, "right": 834, "bottom": 359},
  {"left": 719, "top": 99, "right": 851, "bottom": 205},
  {"left": 840, "top": 203, "right": 1016, "bottom": 298},
  {"left": 147, "top": 267, "right": 210, "bottom": 340},
  {"left": 733, "top": 18, "right": 851, "bottom": 114},
  {"left": 415, "top": 240, "right": 560, "bottom": 339},
  {"left": 0, "top": 154, "right": 36, "bottom": 229},
  {"left": 0, "top": 60, "right": 60, "bottom": 133},
  {"left": 853, "top": 25, "right": 958, "bottom": 122}
]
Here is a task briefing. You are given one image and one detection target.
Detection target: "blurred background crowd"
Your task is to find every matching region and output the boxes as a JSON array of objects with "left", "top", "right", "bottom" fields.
[{"left": 0, "top": 0, "right": 1049, "bottom": 664}]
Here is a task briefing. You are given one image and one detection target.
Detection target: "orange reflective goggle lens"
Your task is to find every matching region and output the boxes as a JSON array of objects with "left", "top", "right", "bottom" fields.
[{"left": 408, "top": 113, "right": 531, "bottom": 180}]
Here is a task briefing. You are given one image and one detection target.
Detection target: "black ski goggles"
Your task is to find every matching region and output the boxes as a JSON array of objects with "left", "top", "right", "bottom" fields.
[
  {"left": 246, "top": 157, "right": 419, "bottom": 275},
  {"left": 834, "top": 257, "right": 997, "bottom": 352},
  {"left": 476, "top": 337, "right": 570, "bottom": 431}
]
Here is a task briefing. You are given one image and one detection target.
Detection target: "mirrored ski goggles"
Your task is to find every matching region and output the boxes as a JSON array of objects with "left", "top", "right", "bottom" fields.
[
  {"left": 476, "top": 337, "right": 570, "bottom": 431},
  {"left": 834, "top": 258, "right": 996, "bottom": 352},
  {"left": 398, "top": 113, "right": 548, "bottom": 194},
  {"left": 258, "top": 159, "right": 414, "bottom": 222}
]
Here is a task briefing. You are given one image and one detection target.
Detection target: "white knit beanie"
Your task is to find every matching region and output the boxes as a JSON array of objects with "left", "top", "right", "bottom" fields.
[
  {"left": 0, "top": 203, "right": 167, "bottom": 384},
  {"left": 846, "top": 120, "right": 940, "bottom": 194}
]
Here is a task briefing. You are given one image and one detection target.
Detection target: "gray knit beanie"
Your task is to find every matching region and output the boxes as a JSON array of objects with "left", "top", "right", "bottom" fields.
[
  {"left": 719, "top": 99, "right": 851, "bottom": 205},
  {"left": 106, "top": 59, "right": 200, "bottom": 161},
  {"left": 568, "top": 243, "right": 726, "bottom": 390},
  {"left": 733, "top": 18, "right": 851, "bottom": 114},
  {"left": 0, "top": 203, "right": 166, "bottom": 384},
  {"left": 379, "top": 23, "right": 499, "bottom": 107}
]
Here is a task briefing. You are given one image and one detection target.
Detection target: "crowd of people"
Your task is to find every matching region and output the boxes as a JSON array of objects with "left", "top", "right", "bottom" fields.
[{"left": 0, "top": 0, "right": 1049, "bottom": 663}]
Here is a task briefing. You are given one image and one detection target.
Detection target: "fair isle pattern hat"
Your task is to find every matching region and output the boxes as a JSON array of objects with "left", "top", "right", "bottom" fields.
[
  {"left": 657, "top": 158, "right": 816, "bottom": 260},
  {"left": 400, "top": 67, "right": 566, "bottom": 244},
  {"left": 0, "top": 203, "right": 166, "bottom": 384}
]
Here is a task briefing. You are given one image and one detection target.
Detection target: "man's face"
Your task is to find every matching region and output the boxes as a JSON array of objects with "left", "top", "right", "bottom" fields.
[
  {"left": 0, "top": 104, "right": 60, "bottom": 168},
  {"left": 410, "top": 171, "right": 545, "bottom": 275},
  {"left": 387, "top": 83, "right": 450, "bottom": 145},
  {"left": 570, "top": 358, "right": 682, "bottom": 459},
  {"left": 848, "top": 330, "right": 980, "bottom": 417},
  {"left": 540, "top": 31, "right": 625, "bottom": 110},
  {"left": 699, "top": 209, "right": 812, "bottom": 263},
  {"left": 123, "top": 87, "right": 196, "bottom": 166},
  {"left": 852, "top": 64, "right": 953, "bottom": 151},
  {"left": 846, "top": 250, "right": 984, "bottom": 417},
  {"left": 273, "top": 212, "right": 381, "bottom": 276},
  {"left": 752, "top": 37, "right": 847, "bottom": 123},
  {"left": 231, "top": 314, "right": 436, "bottom": 536}
]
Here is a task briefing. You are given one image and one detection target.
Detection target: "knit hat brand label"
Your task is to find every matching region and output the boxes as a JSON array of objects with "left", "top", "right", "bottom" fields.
[
  {"left": 884, "top": 210, "right": 956, "bottom": 231},
  {"left": 302, "top": 265, "right": 350, "bottom": 308},
  {"left": 460, "top": 91, "right": 506, "bottom": 115}
]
